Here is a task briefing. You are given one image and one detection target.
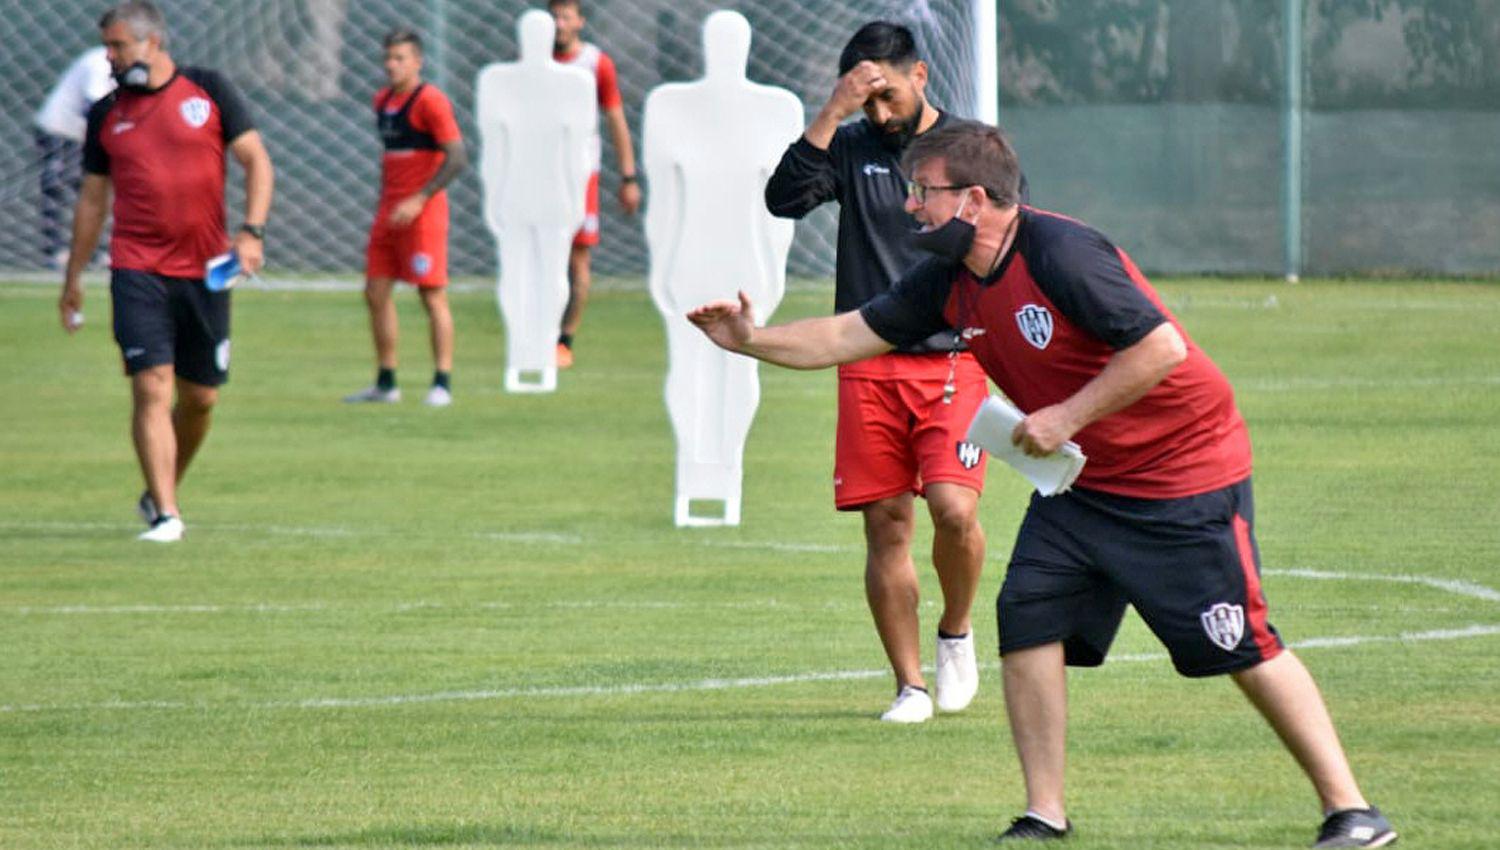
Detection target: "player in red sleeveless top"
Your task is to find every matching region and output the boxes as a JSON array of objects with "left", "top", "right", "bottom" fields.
[
  {"left": 686, "top": 122, "right": 1396, "bottom": 848},
  {"left": 346, "top": 27, "right": 467, "bottom": 408},
  {"left": 548, "top": 0, "right": 641, "bottom": 368}
]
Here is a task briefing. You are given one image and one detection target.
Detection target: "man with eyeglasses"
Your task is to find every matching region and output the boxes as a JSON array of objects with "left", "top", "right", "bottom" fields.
[
  {"left": 692, "top": 120, "right": 1396, "bottom": 848},
  {"left": 763, "top": 21, "right": 997, "bottom": 724}
]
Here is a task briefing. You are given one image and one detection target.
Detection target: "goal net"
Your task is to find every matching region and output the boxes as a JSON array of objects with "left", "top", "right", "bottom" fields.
[{"left": 0, "top": 0, "right": 985, "bottom": 281}]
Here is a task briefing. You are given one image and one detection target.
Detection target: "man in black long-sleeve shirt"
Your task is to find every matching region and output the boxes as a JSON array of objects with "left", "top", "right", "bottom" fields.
[{"left": 762, "top": 22, "right": 988, "bottom": 724}]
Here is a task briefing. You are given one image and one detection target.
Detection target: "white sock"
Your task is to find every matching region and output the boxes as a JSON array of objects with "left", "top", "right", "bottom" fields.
[{"left": 1024, "top": 810, "right": 1068, "bottom": 832}]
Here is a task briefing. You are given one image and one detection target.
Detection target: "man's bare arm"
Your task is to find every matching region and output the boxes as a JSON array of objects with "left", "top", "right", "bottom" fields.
[
  {"left": 687, "top": 291, "right": 893, "bottom": 370},
  {"left": 228, "top": 130, "right": 275, "bottom": 274},
  {"left": 58, "top": 174, "right": 111, "bottom": 333}
]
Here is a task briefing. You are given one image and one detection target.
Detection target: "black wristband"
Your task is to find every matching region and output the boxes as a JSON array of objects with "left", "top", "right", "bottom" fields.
[
  {"left": 239, "top": 223, "right": 266, "bottom": 240},
  {"left": 620, "top": 174, "right": 638, "bottom": 184}
]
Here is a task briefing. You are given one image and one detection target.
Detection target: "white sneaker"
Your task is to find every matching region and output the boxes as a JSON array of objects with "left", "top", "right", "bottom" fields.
[
  {"left": 880, "top": 685, "right": 934, "bottom": 724},
  {"left": 935, "top": 632, "right": 980, "bottom": 712},
  {"left": 422, "top": 385, "right": 452, "bottom": 407},
  {"left": 138, "top": 515, "right": 184, "bottom": 542},
  {"left": 343, "top": 385, "right": 401, "bottom": 403},
  {"left": 136, "top": 490, "right": 160, "bottom": 526}
]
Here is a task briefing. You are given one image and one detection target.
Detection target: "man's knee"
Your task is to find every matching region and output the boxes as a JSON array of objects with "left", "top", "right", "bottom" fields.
[
  {"left": 175, "top": 381, "right": 218, "bottom": 416},
  {"left": 862, "top": 498, "right": 915, "bottom": 552},
  {"left": 364, "top": 278, "right": 395, "bottom": 307},
  {"left": 927, "top": 485, "right": 981, "bottom": 538},
  {"left": 130, "top": 366, "right": 175, "bottom": 407},
  {"left": 418, "top": 286, "right": 449, "bottom": 314}
]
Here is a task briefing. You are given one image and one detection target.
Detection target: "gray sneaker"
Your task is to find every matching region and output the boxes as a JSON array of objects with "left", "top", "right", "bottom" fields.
[
  {"left": 1313, "top": 807, "right": 1397, "bottom": 848},
  {"left": 343, "top": 385, "right": 401, "bottom": 403}
]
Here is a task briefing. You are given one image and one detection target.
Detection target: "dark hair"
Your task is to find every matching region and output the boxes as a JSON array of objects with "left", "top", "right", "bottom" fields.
[
  {"left": 382, "top": 27, "right": 423, "bottom": 53},
  {"left": 98, "top": 1, "right": 167, "bottom": 46},
  {"left": 547, "top": 0, "right": 582, "bottom": 12},
  {"left": 901, "top": 121, "right": 1023, "bottom": 206},
  {"left": 838, "top": 21, "right": 918, "bottom": 76}
]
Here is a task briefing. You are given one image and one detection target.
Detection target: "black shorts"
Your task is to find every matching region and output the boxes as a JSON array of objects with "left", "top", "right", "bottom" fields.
[
  {"left": 110, "top": 268, "right": 231, "bottom": 386},
  {"left": 996, "top": 477, "right": 1284, "bottom": 677}
]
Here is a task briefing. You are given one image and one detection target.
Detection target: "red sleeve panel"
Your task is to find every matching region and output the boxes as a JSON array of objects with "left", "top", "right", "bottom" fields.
[{"left": 595, "top": 51, "right": 622, "bottom": 111}]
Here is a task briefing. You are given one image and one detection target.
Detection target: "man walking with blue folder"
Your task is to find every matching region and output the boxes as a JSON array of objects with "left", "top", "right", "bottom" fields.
[{"left": 56, "top": 1, "right": 274, "bottom": 542}]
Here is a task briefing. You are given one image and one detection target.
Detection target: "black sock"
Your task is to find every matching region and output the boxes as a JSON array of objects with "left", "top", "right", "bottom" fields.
[
  {"left": 433, "top": 370, "right": 450, "bottom": 390},
  {"left": 558, "top": 333, "right": 573, "bottom": 348},
  {"left": 376, "top": 368, "right": 396, "bottom": 391},
  {"left": 938, "top": 629, "right": 969, "bottom": 640}
]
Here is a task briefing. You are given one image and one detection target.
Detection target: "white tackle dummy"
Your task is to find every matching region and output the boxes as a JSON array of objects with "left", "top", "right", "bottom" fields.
[
  {"left": 475, "top": 10, "right": 597, "bottom": 393},
  {"left": 643, "top": 10, "right": 803, "bottom": 526}
]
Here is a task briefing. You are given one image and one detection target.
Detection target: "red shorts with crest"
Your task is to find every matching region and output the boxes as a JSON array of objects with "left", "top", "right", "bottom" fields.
[
  {"left": 366, "top": 198, "right": 449, "bottom": 288},
  {"left": 833, "top": 351, "right": 989, "bottom": 510}
]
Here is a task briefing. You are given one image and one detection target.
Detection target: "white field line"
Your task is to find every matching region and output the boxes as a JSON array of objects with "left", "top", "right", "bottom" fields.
[
  {"left": 0, "top": 519, "right": 850, "bottom": 550},
  {"left": 4, "top": 565, "right": 1497, "bottom": 616},
  {"left": 1, "top": 570, "right": 1496, "bottom": 714},
  {"left": 3, "top": 623, "right": 1498, "bottom": 715},
  {"left": 1265, "top": 567, "right": 1500, "bottom": 603}
]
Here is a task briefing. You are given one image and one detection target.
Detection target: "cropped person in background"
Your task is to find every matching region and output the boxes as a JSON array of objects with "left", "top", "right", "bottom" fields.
[
  {"left": 548, "top": 0, "right": 641, "bottom": 368},
  {"left": 33, "top": 45, "right": 115, "bottom": 270}
]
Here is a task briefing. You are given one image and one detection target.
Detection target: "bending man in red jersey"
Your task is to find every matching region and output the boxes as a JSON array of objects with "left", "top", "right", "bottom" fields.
[
  {"left": 688, "top": 121, "right": 1396, "bottom": 849},
  {"left": 346, "top": 27, "right": 468, "bottom": 407},
  {"left": 58, "top": 1, "right": 274, "bottom": 543},
  {"left": 548, "top": 0, "right": 641, "bottom": 368}
]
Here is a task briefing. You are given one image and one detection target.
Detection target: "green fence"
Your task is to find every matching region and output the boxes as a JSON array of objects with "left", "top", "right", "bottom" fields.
[{"left": 1000, "top": 0, "right": 1500, "bottom": 276}]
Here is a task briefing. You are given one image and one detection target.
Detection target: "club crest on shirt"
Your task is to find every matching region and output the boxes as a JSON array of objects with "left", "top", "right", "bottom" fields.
[
  {"left": 179, "top": 97, "right": 212, "bottom": 129},
  {"left": 955, "top": 441, "right": 984, "bottom": 470},
  {"left": 1015, "top": 304, "right": 1054, "bottom": 350},
  {"left": 1200, "top": 602, "right": 1245, "bottom": 652}
]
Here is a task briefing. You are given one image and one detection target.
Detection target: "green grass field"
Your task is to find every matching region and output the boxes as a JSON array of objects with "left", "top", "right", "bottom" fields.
[{"left": 2, "top": 276, "right": 1498, "bottom": 849}]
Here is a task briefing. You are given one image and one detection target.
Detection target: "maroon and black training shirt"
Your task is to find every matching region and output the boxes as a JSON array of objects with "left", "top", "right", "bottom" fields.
[{"left": 83, "top": 67, "right": 255, "bottom": 279}]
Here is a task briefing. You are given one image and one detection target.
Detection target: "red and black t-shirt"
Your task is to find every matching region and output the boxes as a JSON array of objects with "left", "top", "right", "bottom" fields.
[
  {"left": 861, "top": 207, "right": 1253, "bottom": 499},
  {"left": 83, "top": 67, "right": 254, "bottom": 279}
]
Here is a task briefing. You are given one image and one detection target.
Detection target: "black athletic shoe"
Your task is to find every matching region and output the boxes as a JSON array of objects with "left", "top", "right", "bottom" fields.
[
  {"left": 1313, "top": 807, "right": 1397, "bottom": 848},
  {"left": 997, "top": 815, "right": 1071, "bottom": 841}
]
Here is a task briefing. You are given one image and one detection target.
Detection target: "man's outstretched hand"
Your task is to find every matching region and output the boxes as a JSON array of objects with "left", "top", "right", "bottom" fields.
[{"left": 686, "top": 290, "right": 757, "bottom": 353}]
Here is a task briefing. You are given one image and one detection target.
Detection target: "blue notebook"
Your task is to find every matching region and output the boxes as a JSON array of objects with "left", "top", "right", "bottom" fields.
[{"left": 205, "top": 252, "right": 245, "bottom": 292}]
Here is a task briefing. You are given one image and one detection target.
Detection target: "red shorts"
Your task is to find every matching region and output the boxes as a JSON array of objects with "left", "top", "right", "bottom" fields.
[
  {"left": 833, "top": 351, "right": 989, "bottom": 510},
  {"left": 572, "top": 171, "right": 600, "bottom": 248},
  {"left": 366, "top": 198, "right": 449, "bottom": 288}
]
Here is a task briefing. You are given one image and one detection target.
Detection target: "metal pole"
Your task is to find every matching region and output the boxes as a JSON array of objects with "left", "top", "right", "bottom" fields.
[
  {"left": 974, "top": 0, "right": 999, "bottom": 124},
  {"left": 1282, "top": 0, "right": 1302, "bottom": 282},
  {"left": 429, "top": 0, "right": 449, "bottom": 92}
]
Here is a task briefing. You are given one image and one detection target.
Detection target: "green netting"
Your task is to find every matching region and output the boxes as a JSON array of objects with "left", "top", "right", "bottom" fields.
[{"left": 999, "top": 0, "right": 1500, "bottom": 276}]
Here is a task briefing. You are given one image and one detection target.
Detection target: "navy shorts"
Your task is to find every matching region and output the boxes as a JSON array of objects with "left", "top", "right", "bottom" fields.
[
  {"left": 996, "top": 477, "right": 1284, "bottom": 677},
  {"left": 111, "top": 269, "right": 231, "bottom": 387}
]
